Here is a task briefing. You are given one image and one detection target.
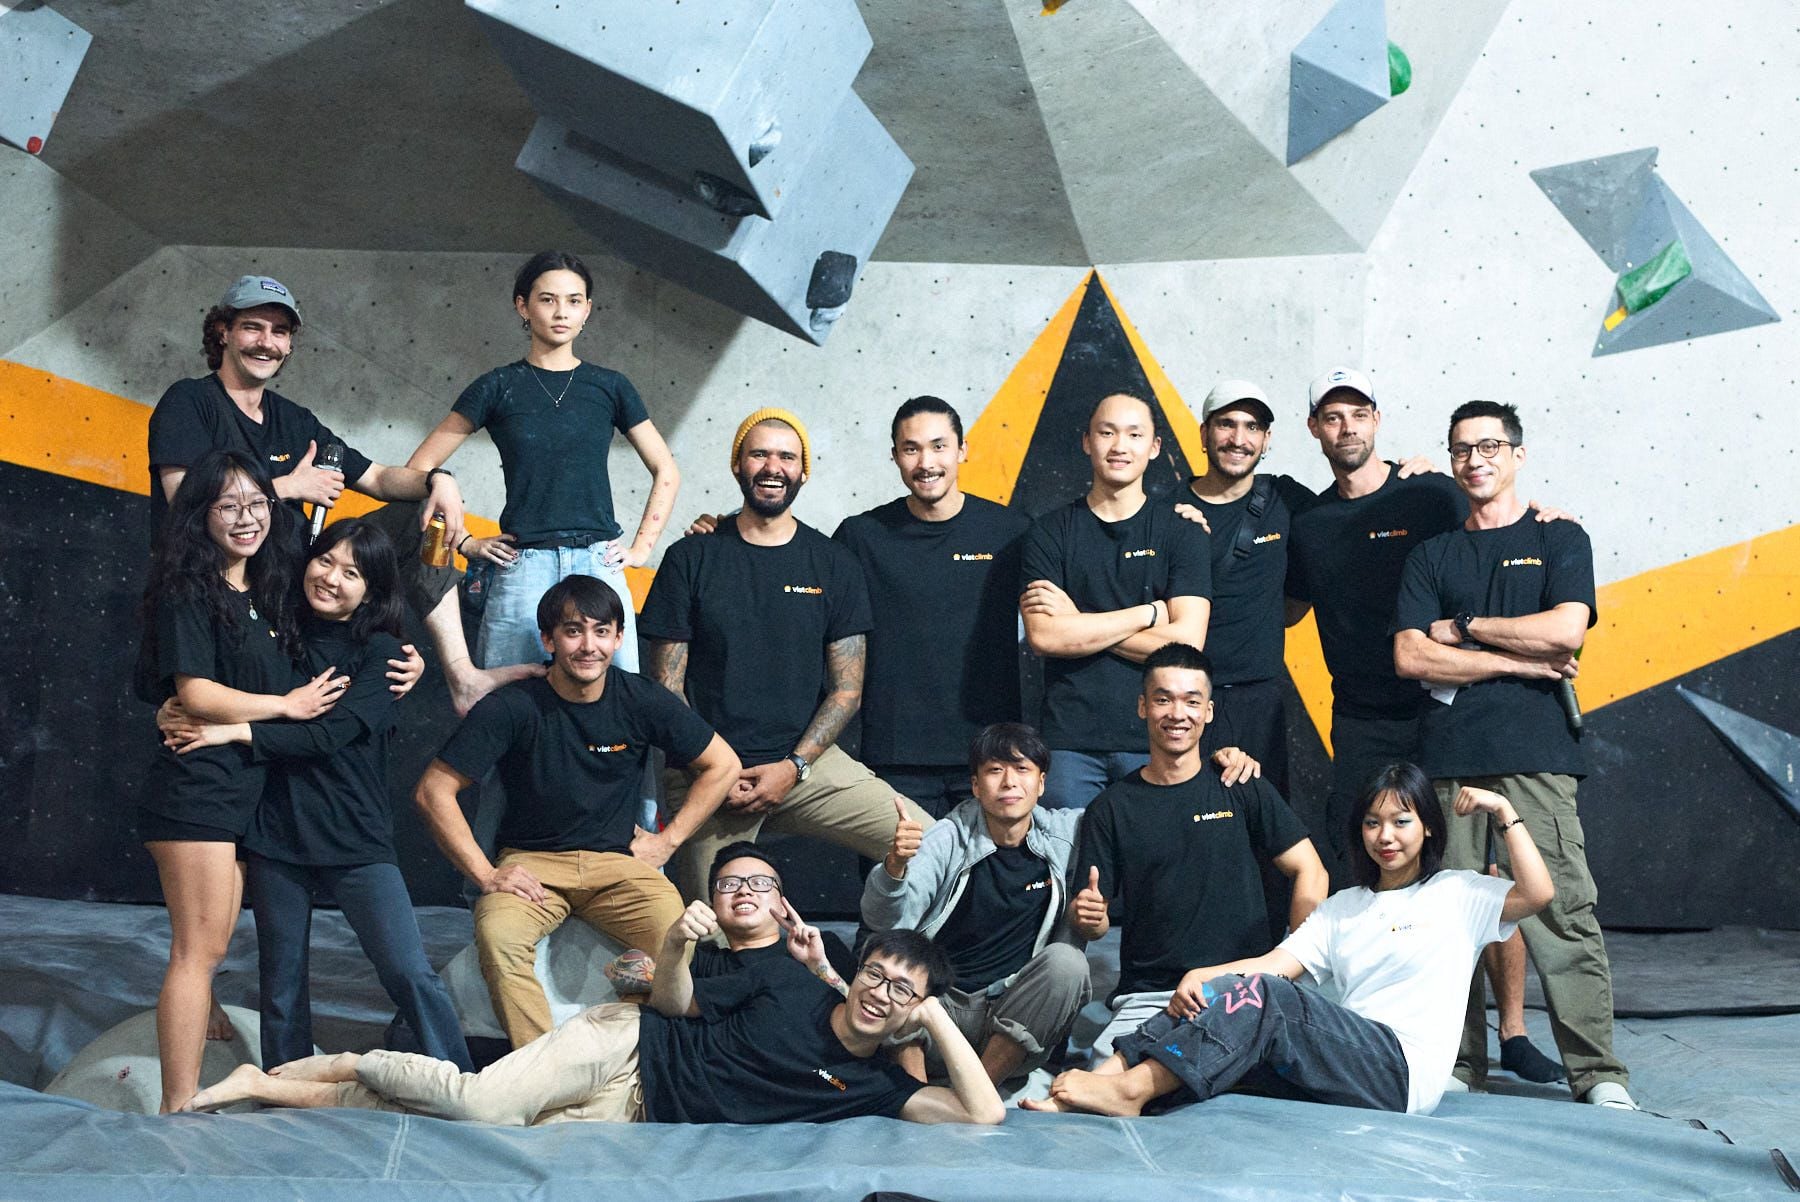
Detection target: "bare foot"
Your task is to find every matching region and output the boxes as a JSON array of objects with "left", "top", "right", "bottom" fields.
[
  {"left": 449, "top": 661, "right": 546, "bottom": 717},
  {"left": 205, "top": 996, "right": 233, "bottom": 1040},
  {"left": 1027, "top": 1068, "right": 1153, "bottom": 1117},
  {"left": 268, "top": 1052, "right": 359, "bottom": 1083},
  {"left": 1019, "top": 1093, "right": 1072, "bottom": 1112},
  {"left": 179, "top": 1063, "right": 267, "bottom": 1113}
]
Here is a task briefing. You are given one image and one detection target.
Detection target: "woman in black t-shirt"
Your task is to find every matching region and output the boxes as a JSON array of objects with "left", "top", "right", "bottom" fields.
[
  {"left": 165, "top": 520, "right": 472, "bottom": 1074},
  {"left": 137, "top": 449, "right": 340, "bottom": 1113}
]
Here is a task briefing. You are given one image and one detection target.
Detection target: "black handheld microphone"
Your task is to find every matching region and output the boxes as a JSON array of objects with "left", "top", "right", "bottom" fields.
[
  {"left": 1557, "top": 679, "right": 1583, "bottom": 733},
  {"left": 309, "top": 442, "right": 345, "bottom": 541}
]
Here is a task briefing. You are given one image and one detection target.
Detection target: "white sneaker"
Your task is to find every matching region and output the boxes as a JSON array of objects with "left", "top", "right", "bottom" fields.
[
  {"left": 1441, "top": 1077, "right": 1471, "bottom": 1094},
  {"left": 1583, "top": 1081, "right": 1639, "bottom": 1110}
]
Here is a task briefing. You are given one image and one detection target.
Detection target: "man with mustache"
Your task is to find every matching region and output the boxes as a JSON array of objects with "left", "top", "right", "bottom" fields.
[
  {"left": 413, "top": 574, "right": 741, "bottom": 1049},
  {"left": 832, "top": 396, "right": 1031, "bottom": 818},
  {"left": 146, "top": 275, "right": 532, "bottom": 710},
  {"left": 640, "top": 410, "right": 936, "bottom": 902}
]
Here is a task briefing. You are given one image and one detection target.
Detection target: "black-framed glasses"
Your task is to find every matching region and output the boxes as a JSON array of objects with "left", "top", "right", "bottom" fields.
[
  {"left": 210, "top": 498, "right": 271, "bottom": 521},
  {"left": 1448, "top": 439, "right": 1517, "bottom": 463},
  {"left": 855, "top": 964, "right": 920, "bottom": 1005},
  {"left": 712, "top": 874, "right": 780, "bottom": 894}
]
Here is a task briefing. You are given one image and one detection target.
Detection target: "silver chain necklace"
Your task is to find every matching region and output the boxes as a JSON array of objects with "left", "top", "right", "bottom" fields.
[{"left": 527, "top": 363, "right": 576, "bottom": 409}]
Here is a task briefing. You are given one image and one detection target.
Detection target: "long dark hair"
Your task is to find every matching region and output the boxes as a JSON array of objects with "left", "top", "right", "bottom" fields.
[
  {"left": 140, "top": 450, "right": 302, "bottom": 686},
  {"left": 304, "top": 518, "right": 404, "bottom": 644},
  {"left": 1347, "top": 761, "right": 1448, "bottom": 890}
]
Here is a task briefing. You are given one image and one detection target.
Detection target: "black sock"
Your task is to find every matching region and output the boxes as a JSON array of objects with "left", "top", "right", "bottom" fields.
[{"left": 1499, "top": 1034, "right": 1565, "bottom": 1083}]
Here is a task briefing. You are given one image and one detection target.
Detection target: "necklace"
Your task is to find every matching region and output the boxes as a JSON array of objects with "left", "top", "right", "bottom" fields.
[{"left": 527, "top": 363, "right": 576, "bottom": 409}]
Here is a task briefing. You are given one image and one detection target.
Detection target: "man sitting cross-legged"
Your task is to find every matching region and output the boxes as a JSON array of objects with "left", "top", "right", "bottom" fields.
[{"left": 182, "top": 906, "right": 1005, "bottom": 1127}]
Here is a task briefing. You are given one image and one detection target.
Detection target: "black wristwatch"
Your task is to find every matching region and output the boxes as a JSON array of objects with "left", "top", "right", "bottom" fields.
[
  {"left": 426, "top": 466, "right": 455, "bottom": 486},
  {"left": 786, "top": 753, "right": 812, "bottom": 783},
  {"left": 1453, "top": 611, "right": 1476, "bottom": 641}
]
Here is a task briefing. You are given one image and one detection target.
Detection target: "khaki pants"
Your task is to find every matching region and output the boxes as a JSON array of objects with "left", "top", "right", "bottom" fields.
[
  {"left": 664, "top": 744, "right": 934, "bottom": 902},
  {"left": 1437, "top": 773, "right": 1628, "bottom": 1097},
  {"left": 340, "top": 1003, "right": 645, "bottom": 1125},
  {"left": 473, "top": 849, "right": 683, "bottom": 1048}
]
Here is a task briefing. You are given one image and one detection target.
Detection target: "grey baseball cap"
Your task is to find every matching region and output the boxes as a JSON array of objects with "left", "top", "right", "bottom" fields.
[
  {"left": 1200, "top": 379, "right": 1275, "bottom": 425},
  {"left": 219, "top": 275, "right": 301, "bottom": 324}
]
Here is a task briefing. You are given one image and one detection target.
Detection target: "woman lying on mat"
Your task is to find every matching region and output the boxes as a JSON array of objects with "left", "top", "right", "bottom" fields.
[
  {"left": 161, "top": 518, "right": 471, "bottom": 1074},
  {"left": 1023, "top": 761, "right": 1552, "bottom": 1118}
]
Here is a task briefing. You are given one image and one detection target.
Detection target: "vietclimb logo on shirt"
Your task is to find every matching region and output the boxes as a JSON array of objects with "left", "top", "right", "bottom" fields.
[
  {"left": 951, "top": 552, "right": 995, "bottom": 561},
  {"left": 1122, "top": 548, "right": 1157, "bottom": 559},
  {"left": 1024, "top": 878, "right": 1050, "bottom": 892},
  {"left": 1503, "top": 557, "right": 1545, "bottom": 567},
  {"left": 814, "top": 1069, "right": 847, "bottom": 1091},
  {"left": 268, "top": 453, "right": 292, "bottom": 463},
  {"left": 1367, "top": 529, "right": 1409, "bottom": 540},
  {"left": 1252, "top": 532, "right": 1282, "bottom": 545},
  {"left": 782, "top": 585, "right": 825, "bottom": 595},
  {"left": 1389, "top": 922, "right": 1418, "bottom": 934},
  {"left": 586, "top": 743, "right": 629, "bottom": 754},
  {"left": 1194, "top": 810, "right": 1235, "bottom": 822}
]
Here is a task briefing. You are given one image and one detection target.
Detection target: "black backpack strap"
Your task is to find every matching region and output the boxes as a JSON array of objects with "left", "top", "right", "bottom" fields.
[{"left": 1230, "top": 474, "right": 1277, "bottom": 560}]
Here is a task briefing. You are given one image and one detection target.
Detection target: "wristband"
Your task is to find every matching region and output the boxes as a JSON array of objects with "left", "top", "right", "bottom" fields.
[
  {"left": 1495, "top": 816, "right": 1525, "bottom": 834},
  {"left": 456, "top": 534, "right": 471, "bottom": 553},
  {"left": 1145, "top": 603, "right": 1159, "bottom": 629},
  {"left": 425, "top": 466, "right": 455, "bottom": 486}
]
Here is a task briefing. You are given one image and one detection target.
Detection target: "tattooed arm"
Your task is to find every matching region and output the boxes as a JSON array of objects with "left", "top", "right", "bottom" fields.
[
  {"left": 645, "top": 638, "right": 690, "bottom": 699},
  {"left": 618, "top": 419, "right": 680, "bottom": 568}
]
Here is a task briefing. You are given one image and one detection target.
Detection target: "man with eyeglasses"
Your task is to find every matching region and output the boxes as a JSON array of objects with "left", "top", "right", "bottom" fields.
[
  {"left": 180, "top": 916, "right": 1006, "bottom": 1128},
  {"left": 861, "top": 723, "right": 1091, "bottom": 1086},
  {"left": 1393, "top": 400, "right": 1634, "bottom": 1110},
  {"left": 413, "top": 575, "right": 741, "bottom": 1049},
  {"left": 1285, "top": 369, "right": 1565, "bottom": 1086}
]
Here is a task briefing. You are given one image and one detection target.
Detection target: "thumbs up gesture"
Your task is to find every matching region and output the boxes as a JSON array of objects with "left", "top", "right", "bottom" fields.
[
  {"left": 1070, "top": 866, "right": 1109, "bottom": 940},
  {"left": 883, "top": 796, "right": 925, "bottom": 880}
]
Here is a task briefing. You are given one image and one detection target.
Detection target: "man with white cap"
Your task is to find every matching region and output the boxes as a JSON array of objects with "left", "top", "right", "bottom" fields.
[{"left": 639, "top": 408, "right": 935, "bottom": 901}]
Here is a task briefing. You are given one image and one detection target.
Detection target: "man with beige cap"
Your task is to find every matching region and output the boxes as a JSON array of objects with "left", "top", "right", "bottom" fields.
[{"left": 639, "top": 409, "right": 934, "bottom": 901}]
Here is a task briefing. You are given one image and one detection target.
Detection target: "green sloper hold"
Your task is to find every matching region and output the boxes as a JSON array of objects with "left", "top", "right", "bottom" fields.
[
  {"left": 1618, "top": 238, "right": 1692, "bottom": 314},
  {"left": 1388, "top": 41, "right": 1412, "bottom": 96}
]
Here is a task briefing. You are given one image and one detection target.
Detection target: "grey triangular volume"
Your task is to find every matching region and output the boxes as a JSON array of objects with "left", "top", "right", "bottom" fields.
[
  {"left": 1595, "top": 277, "right": 1778, "bottom": 355},
  {"left": 1530, "top": 147, "right": 1660, "bottom": 271},
  {"left": 1656, "top": 180, "right": 1780, "bottom": 320},
  {"left": 1676, "top": 686, "right": 1800, "bottom": 822},
  {"left": 1286, "top": 0, "right": 1389, "bottom": 164}
]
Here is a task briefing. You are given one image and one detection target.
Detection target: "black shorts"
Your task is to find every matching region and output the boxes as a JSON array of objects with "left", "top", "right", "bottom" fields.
[{"left": 138, "top": 808, "right": 240, "bottom": 845}]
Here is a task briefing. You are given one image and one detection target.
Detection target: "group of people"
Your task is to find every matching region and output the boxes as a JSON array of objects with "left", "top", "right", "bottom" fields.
[{"left": 131, "top": 251, "right": 1637, "bottom": 1131}]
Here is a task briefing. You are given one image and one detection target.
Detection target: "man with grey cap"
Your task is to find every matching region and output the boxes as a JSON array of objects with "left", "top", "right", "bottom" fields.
[{"left": 147, "top": 275, "right": 530, "bottom": 708}]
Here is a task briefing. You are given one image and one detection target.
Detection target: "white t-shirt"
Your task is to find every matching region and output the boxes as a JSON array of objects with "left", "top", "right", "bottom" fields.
[{"left": 1278, "top": 870, "right": 1515, "bottom": 1115}]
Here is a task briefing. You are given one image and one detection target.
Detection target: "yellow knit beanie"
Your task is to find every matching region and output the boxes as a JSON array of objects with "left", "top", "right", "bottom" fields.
[{"left": 729, "top": 407, "right": 812, "bottom": 476}]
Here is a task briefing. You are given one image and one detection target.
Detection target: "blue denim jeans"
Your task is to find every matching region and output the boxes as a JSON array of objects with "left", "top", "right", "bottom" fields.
[
  {"left": 476, "top": 544, "right": 638, "bottom": 675},
  {"left": 1114, "top": 973, "right": 1409, "bottom": 1112},
  {"left": 1041, "top": 749, "right": 1151, "bottom": 811},
  {"left": 246, "top": 856, "right": 472, "bottom": 1072}
]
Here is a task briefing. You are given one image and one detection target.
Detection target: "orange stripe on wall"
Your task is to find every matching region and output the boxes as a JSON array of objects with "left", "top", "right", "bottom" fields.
[{"left": 961, "top": 274, "right": 1089, "bottom": 506}]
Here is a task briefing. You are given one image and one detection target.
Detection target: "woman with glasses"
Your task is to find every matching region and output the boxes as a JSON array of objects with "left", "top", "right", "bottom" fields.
[
  {"left": 161, "top": 518, "right": 472, "bottom": 1075},
  {"left": 135, "top": 449, "right": 347, "bottom": 1112}
]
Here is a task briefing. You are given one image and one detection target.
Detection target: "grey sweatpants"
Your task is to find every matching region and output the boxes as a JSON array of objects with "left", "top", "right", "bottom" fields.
[{"left": 930, "top": 943, "right": 1090, "bottom": 1078}]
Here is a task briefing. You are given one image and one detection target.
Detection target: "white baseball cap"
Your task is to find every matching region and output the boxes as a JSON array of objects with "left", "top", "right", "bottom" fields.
[
  {"left": 1200, "top": 379, "right": 1275, "bottom": 425},
  {"left": 1307, "top": 366, "right": 1375, "bottom": 414}
]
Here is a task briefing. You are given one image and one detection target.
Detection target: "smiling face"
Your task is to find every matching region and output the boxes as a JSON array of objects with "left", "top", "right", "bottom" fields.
[
  {"left": 891, "top": 411, "right": 966, "bottom": 506},
  {"left": 1139, "top": 665, "right": 1213, "bottom": 757},
  {"left": 513, "top": 268, "right": 592, "bottom": 352},
  {"left": 303, "top": 542, "right": 368, "bottom": 622},
  {"left": 1202, "top": 406, "right": 1272, "bottom": 482},
  {"left": 1449, "top": 414, "right": 1524, "bottom": 504},
  {"left": 1307, "top": 394, "right": 1381, "bottom": 472},
  {"left": 843, "top": 953, "right": 929, "bottom": 1040},
  {"left": 218, "top": 306, "right": 294, "bottom": 388},
  {"left": 1361, "top": 790, "right": 1431, "bottom": 887},
  {"left": 205, "top": 469, "right": 272, "bottom": 564},
  {"left": 711, "top": 854, "right": 785, "bottom": 941},
  {"left": 735, "top": 420, "right": 807, "bottom": 517},
  {"left": 1083, "top": 394, "right": 1160, "bottom": 489},
  {"left": 538, "top": 602, "right": 622, "bottom": 686}
]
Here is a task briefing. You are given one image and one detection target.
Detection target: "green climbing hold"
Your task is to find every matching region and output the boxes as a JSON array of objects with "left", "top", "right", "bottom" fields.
[
  {"left": 1616, "top": 238, "right": 1693, "bottom": 315},
  {"left": 1388, "top": 41, "right": 1412, "bottom": 96}
]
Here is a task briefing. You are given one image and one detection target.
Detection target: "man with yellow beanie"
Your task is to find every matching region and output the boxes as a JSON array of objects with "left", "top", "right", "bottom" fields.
[{"left": 640, "top": 410, "right": 936, "bottom": 900}]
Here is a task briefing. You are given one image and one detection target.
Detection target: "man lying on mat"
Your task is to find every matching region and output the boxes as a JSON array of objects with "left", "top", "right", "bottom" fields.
[{"left": 184, "top": 847, "right": 1004, "bottom": 1128}]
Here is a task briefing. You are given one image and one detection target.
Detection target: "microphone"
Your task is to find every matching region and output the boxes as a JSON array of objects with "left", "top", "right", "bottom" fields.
[
  {"left": 1557, "top": 679, "right": 1583, "bottom": 733},
  {"left": 309, "top": 442, "right": 345, "bottom": 541}
]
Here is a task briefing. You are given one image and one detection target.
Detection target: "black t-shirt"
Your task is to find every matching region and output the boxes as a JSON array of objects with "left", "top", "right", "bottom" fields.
[
  {"left": 146, "top": 375, "right": 373, "bottom": 540},
  {"left": 1285, "top": 467, "right": 1466, "bottom": 719},
  {"left": 636, "top": 951, "right": 924, "bottom": 1124},
  {"left": 1020, "top": 498, "right": 1213, "bottom": 751},
  {"left": 1077, "top": 770, "right": 1310, "bottom": 1000},
  {"left": 833, "top": 496, "right": 1030, "bottom": 767},
  {"left": 638, "top": 521, "right": 874, "bottom": 767},
  {"left": 242, "top": 620, "right": 403, "bottom": 866},
  {"left": 437, "top": 673, "right": 714, "bottom": 853},
  {"left": 1395, "top": 511, "right": 1597, "bottom": 778},
  {"left": 1192, "top": 474, "right": 1314, "bottom": 686},
  {"left": 451, "top": 361, "right": 650, "bottom": 543},
  {"left": 142, "top": 590, "right": 298, "bottom": 833},
  {"left": 932, "top": 844, "right": 1054, "bottom": 992},
  {"left": 692, "top": 934, "right": 857, "bottom": 984}
]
